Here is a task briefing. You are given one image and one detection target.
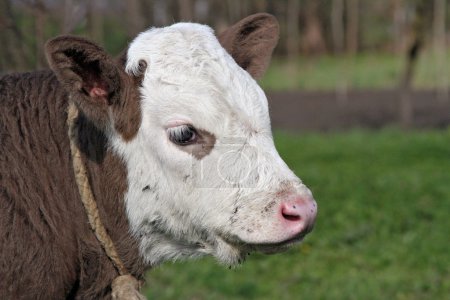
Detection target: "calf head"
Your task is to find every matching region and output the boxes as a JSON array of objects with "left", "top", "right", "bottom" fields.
[{"left": 46, "top": 14, "right": 317, "bottom": 267}]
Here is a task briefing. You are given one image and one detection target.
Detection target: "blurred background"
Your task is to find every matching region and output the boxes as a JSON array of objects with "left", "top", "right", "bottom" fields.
[{"left": 1, "top": 0, "right": 449, "bottom": 299}]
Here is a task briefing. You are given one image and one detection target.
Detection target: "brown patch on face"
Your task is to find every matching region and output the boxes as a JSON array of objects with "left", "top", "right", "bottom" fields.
[
  {"left": 218, "top": 13, "right": 279, "bottom": 79},
  {"left": 111, "top": 72, "right": 142, "bottom": 141},
  {"left": 175, "top": 128, "right": 216, "bottom": 160}
]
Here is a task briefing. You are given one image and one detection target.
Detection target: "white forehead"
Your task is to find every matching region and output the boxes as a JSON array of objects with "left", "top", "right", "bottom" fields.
[{"left": 125, "top": 23, "right": 270, "bottom": 134}]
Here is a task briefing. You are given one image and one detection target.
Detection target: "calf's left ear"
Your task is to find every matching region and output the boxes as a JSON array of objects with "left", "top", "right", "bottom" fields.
[
  {"left": 45, "top": 36, "right": 122, "bottom": 125},
  {"left": 46, "top": 36, "right": 141, "bottom": 140},
  {"left": 218, "top": 13, "right": 279, "bottom": 80}
]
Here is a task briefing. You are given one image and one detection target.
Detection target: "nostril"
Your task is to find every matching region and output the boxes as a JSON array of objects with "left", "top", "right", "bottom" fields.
[
  {"left": 281, "top": 205, "right": 302, "bottom": 222},
  {"left": 278, "top": 196, "right": 317, "bottom": 240},
  {"left": 282, "top": 212, "right": 301, "bottom": 221}
]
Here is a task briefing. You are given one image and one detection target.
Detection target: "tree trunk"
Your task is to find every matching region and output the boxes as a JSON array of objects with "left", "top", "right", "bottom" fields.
[
  {"left": 34, "top": 0, "right": 47, "bottom": 69},
  {"left": 126, "top": 0, "right": 144, "bottom": 39},
  {"left": 227, "top": 0, "right": 241, "bottom": 22},
  {"left": 391, "top": 0, "right": 406, "bottom": 54},
  {"left": 399, "top": 40, "right": 419, "bottom": 128},
  {"left": 253, "top": 0, "right": 268, "bottom": 12},
  {"left": 302, "top": 0, "right": 326, "bottom": 55},
  {"left": 433, "top": 0, "right": 447, "bottom": 100},
  {"left": 211, "top": 0, "right": 228, "bottom": 33},
  {"left": 87, "top": 0, "right": 104, "bottom": 44},
  {"left": 153, "top": 0, "right": 168, "bottom": 26},
  {"left": 178, "top": 0, "right": 193, "bottom": 21},
  {"left": 331, "top": 0, "right": 344, "bottom": 53},
  {"left": 333, "top": 0, "right": 349, "bottom": 104},
  {"left": 286, "top": 0, "right": 300, "bottom": 58},
  {"left": 194, "top": 0, "right": 209, "bottom": 23},
  {"left": 399, "top": 1, "right": 431, "bottom": 127},
  {"left": 60, "top": 0, "right": 72, "bottom": 34},
  {"left": 346, "top": 0, "right": 359, "bottom": 54},
  {"left": 140, "top": 0, "right": 154, "bottom": 26}
]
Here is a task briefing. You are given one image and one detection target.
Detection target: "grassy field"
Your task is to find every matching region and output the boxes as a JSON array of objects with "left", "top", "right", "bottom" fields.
[
  {"left": 260, "top": 51, "right": 450, "bottom": 91},
  {"left": 143, "top": 128, "right": 450, "bottom": 300}
]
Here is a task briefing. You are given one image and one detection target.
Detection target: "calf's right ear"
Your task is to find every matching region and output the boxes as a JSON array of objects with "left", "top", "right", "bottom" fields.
[
  {"left": 218, "top": 13, "right": 279, "bottom": 80},
  {"left": 45, "top": 36, "right": 122, "bottom": 125}
]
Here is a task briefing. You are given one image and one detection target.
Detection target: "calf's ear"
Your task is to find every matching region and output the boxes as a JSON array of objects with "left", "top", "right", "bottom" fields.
[
  {"left": 218, "top": 13, "right": 279, "bottom": 80},
  {"left": 45, "top": 36, "right": 122, "bottom": 126}
]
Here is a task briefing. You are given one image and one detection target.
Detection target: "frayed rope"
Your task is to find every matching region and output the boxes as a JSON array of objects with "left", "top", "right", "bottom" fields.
[{"left": 67, "top": 101, "right": 146, "bottom": 299}]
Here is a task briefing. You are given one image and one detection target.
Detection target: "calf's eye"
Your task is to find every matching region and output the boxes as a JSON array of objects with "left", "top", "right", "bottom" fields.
[{"left": 168, "top": 125, "right": 198, "bottom": 146}]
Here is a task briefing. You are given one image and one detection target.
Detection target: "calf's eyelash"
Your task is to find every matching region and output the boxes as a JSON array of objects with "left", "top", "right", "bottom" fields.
[{"left": 167, "top": 125, "right": 198, "bottom": 145}]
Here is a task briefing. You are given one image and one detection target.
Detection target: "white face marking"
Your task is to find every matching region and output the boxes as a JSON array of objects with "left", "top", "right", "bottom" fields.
[{"left": 110, "top": 23, "right": 315, "bottom": 266}]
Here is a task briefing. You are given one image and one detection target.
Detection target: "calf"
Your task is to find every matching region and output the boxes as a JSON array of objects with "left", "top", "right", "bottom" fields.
[{"left": 0, "top": 14, "right": 317, "bottom": 299}]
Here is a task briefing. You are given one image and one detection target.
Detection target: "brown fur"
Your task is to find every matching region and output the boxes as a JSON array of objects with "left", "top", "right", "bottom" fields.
[
  {"left": 45, "top": 36, "right": 142, "bottom": 141},
  {"left": 0, "top": 69, "right": 144, "bottom": 299},
  {"left": 175, "top": 128, "right": 216, "bottom": 160},
  {"left": 218, "top": 13, "right": 279, "bottom": 80}
]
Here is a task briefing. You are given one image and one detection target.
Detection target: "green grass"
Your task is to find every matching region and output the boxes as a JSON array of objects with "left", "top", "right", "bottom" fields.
[
  {"left": 260, "top": 51, "right": 450, "bottom": 91},
  {"left": 143, "top": 128, "right": 450, "bottom": 300}
]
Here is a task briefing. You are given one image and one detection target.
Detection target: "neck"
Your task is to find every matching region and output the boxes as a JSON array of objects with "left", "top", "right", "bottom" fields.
[{"left": 75, "top": 111, "right": 146, "bottom": 278}]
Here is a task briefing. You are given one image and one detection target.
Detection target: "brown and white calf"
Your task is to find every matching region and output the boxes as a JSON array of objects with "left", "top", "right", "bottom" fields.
[{"left": 0, "top": 14, "right": 317, "bottom": 299}]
